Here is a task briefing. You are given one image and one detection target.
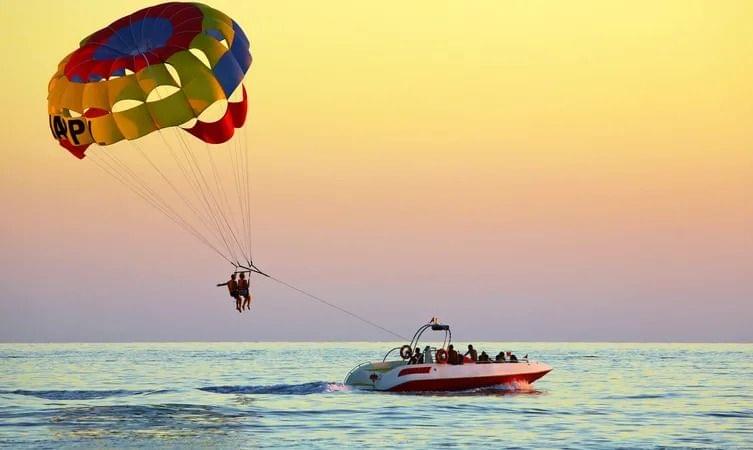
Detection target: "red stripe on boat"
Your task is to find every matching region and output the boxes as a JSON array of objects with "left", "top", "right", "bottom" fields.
[
  {"left": 398, "top": 366, "right": 432, "bottom": 377},
  {"left": 390, "top": 369, "right": 551, "bottom": 392}
]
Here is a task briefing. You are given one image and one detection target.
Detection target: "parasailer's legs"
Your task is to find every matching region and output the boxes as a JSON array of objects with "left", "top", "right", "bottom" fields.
[
  {"left": 237, "top": 273, "right": 250, "bottom": 311},
  {"left": 242, "top": 293, "right": 252, "bottom": 310},
  {"left": 235, "top": 296, "right": 242, "bottom": 313}
]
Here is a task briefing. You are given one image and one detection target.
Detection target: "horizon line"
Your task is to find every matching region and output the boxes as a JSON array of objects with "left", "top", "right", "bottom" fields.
[{"left": 1, "top": 339, "right": 751, "bottom": 345}]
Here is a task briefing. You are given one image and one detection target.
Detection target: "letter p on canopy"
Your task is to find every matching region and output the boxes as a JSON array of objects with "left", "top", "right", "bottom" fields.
[{"left": 49, "top": 115, "right": 94, "bottom": 148}]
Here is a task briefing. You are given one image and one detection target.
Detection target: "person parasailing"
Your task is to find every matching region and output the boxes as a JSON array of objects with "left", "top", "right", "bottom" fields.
[
  {"left": 217, "top": 273, "right": 242, "bottom": 313},
  {"left": 238, "top": 272, "right": 252, "bottom": 311}
]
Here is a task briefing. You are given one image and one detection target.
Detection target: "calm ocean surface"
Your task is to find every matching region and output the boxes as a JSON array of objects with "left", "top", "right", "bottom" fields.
[{"left": 1, "top": 342, "right": 751, "bottom": 449}]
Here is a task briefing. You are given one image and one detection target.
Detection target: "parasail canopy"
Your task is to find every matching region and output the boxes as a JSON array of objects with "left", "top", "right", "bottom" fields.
[
  {"left": 48, "top": 2, "right": 252, "bottom": 157},
  {"left": 48, "top": 2, "right": 257, "bottom": 268}
]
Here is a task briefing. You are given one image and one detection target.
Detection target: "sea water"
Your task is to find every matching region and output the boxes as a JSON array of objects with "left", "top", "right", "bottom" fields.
[{"left": 1, "top": 342, "right": 751, "bottom": 449}]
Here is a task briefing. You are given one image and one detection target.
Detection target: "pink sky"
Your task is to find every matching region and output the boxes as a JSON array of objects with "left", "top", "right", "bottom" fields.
[{"left": 1, "top": 0, "right": 751, "bottom": 342}]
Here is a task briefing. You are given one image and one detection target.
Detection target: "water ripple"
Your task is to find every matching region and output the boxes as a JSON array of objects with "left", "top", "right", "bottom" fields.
[
  {"left": 1, "top": 341, "right": 751, "bottom": 448},
  {"left": 0, "top": 389, "right": 170, "bottom": 400}
]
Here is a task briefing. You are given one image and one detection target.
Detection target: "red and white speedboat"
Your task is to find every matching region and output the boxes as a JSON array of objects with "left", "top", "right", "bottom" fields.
[{"left": 344, "top": 322, "right": 551, "bottom": 392}]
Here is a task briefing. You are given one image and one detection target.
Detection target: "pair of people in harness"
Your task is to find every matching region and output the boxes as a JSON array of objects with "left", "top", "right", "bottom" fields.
[{"left": 217, "top": 272, "right": 252, "bottom": 313}]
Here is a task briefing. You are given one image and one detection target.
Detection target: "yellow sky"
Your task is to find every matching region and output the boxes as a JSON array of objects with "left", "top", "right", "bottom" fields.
[{"left": 0, "top": 1, "right": 751, "bottom": 341}]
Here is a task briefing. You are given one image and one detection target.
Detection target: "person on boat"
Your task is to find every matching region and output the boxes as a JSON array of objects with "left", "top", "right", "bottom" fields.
[
  {"left": 238, "top": 272, "right": 251, "bottom": 311},
  {"left": 495, "top": 351, "right": 506, "bottom": 362},
  {"left": 508, "top": 352, "right": 518, "bottom": 363},
  {"left": 465, "top": 344, "right": 478, "bottom": 362},
  {"left": 413, "top": 347, "right": 423, "bottom": 364},
  {"left": 478, "top": 351, "right": 490, "bottom": 362},
  {"left": 217, "top": 273, "right": 241, "bottom": 312},
  {"left": 447, "top": 344, "right": 458, "bottom": 364},
  {"left": 423, "top": 345, "right": 433, "bottom": 364}
]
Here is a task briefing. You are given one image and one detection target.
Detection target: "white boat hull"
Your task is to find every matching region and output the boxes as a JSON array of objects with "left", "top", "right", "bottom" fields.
[{"left": 345, "top": 360, "right": 551, "bottom": 392}]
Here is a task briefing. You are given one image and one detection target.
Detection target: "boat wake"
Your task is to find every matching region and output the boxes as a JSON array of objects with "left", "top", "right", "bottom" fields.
[
  {"left": 1, "top": 383, "right": 352, "bottom": 400},
  {"left": 0, "top": 389, "right": 170, "bottom": 400},
  {"left": 199, "top": 381, "right": 350, "bottom": 395}
]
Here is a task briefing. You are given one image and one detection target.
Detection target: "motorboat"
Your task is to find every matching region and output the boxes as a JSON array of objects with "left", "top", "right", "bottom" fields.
[{"left": 344, "top": 321, "right": 552, "bottom": 392}]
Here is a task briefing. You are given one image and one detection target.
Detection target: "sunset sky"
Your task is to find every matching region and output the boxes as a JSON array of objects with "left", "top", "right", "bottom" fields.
[{"left": 1, "top": 0, "right": 751, "bottom": 342}]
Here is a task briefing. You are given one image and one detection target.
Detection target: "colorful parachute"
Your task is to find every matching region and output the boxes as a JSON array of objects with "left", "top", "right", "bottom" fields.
[
  {"left": 48, "top": 2, "right": 251, "bottom": 158},
  {"left": 46, "top": 3, "right": 412, "bottom": 331},
  {"left": 48, "top": 2, "right": 258, "bottom": 268}
]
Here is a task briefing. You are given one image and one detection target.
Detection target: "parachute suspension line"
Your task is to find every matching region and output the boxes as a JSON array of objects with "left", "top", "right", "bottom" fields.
[
  {"left": 128, "top": 139, "right": 221, "bottom": 249},
  {"left": 214, "top": 137, "right": 252, "bottom": 266},
  {"left": 169, "top": 128, "right": 229, "bottom": 247},
  {"left": 224, "top": 123, "right": 253, "bottom": 265},
  {"left": 182, "top": 130, "right": 248, "bottom": 266},
  {"left": 228, "top": 137, "right": 243, "bottom": 250},
  {"left": 89, "top": 152, "right": 170, "bottom": 220},
  {"left": 87, "top": 151, "right": 234, "bottom": 265},
  {"left": 103, "top": 137, "right": 231, "bottom": 265},
  {"left": 98, "top": 149, "right": 180, "bottom": 220},
  {"left": 242, "top": 124, "right": 254, "bottom": 264},
  {"left": 228, "top": 131, "right": 251, "bottom": 265},
  {"left": 172, "top": 127, "right": 250, "bottom": 265},
  {"left": 203, "top": 139, "right": 249, "bottom": 265},
  {"left": 230, "top": 139, "right": 246, "bottom": 261},
  {"left": 124, "top": 58, "right": 224, "bottom": 250},
  {"left": 214, "top": 138, "right": 252, "bottom": 267},
  {"left": 182, "top": 136, "right": 241, "bottom": 265},
  {"left": 154, "top": 126, "right": 239, "bottom": 264},
  {"left": 95, "top": 148, "right": 229, "bottom": 261},
  {"left": 224, "top": 133, "right": 252, "bottom": 267},
  {"left": 240, "top": 265, "right": 408, "bottom": 340}
]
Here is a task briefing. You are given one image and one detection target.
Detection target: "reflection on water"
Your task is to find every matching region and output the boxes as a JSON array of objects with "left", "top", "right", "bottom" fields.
[
  {"left": 403, "top": 381, "right": 542, "bottom": 397},
  {"left": 1, "top": 342, "right": 752, "bottom": 448}
]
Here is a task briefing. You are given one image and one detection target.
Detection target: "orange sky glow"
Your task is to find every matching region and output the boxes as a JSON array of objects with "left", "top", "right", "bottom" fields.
[{"left": 0, "top": 0, "right": 751, "bottom": 341}]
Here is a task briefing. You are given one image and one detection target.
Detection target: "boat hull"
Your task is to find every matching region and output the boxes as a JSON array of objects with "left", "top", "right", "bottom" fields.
[{"left": 345, "top": 360, "right": 551, "bottom": 392}]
